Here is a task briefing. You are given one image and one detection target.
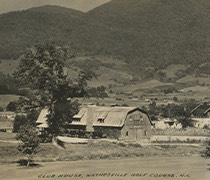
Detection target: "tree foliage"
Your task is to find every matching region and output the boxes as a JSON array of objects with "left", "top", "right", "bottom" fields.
[
  {"left": 14, "top": 43, "right": 93, "bottom": 136},
  {"left": 13, "top": 115, "right": 28, "bottom": 133},
  {"left": 0, "top": 71, "right": 18, "bottom": 94},
  {"left": 87, "top": 86, "right": 108, "bottom": 98},
  {"left": 0, "top": 106, "right": 3, "bottom": 112},
  {"left": 1, "top": 1, "right": 210, "bottom": 71},
  {"left": 162, "top": 103, "right": 194, "bottom": 128},
  {"left": 148, "top": 100, "right": 197, "bottom": 128},
  {"left": 16, "top": 124, "right": 40, "bottom": 166},
  {"left": 6, "top": 101, "right": 18, "bottom": 111},
  {"left": 201, "top": 140, "right": 210, "bottom": 159}
]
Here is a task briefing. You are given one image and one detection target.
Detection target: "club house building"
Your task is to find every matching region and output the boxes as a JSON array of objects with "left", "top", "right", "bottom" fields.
[{"left": 36, "top": 106, "right": 153, "bottom": 141}]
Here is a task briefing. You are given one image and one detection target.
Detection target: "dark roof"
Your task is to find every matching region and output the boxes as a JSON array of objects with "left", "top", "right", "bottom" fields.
[
  {"left": 204, "top": 108, "right": 210, "bottom": 115},
  {"left": 190, "top": 103, "right": 203, "bottom": 114},
  {"left": 191, "top": 102, "right": 210, "bottom": 116}
]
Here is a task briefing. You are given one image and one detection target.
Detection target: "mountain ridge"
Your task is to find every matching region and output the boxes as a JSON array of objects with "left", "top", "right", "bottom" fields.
[{"left": 0, "top": 0, "right": 209, "bottom": 70}]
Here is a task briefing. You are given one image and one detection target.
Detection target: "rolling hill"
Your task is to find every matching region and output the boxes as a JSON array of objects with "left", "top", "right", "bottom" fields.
[
  {"left": 0, "top": 0, "right": 210, "bottom": 69},
  {"left": 85, "top": 0, "right": 210, "bottom": 67},
  {"left": 0, "top": 5, "right": 85, "bottom": 59}
]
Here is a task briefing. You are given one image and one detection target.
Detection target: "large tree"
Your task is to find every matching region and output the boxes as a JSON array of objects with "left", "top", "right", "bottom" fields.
[{"left": 14, "top": 43, "right": 92, "bottom": 136}]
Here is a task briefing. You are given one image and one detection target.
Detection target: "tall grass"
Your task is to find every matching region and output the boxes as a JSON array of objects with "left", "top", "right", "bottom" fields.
[
  {"left": 0, "top": 140, "right": 204, "bottom": 164},
  {"left": 152, "top": 128, "right": 210, "bottom": 137}
]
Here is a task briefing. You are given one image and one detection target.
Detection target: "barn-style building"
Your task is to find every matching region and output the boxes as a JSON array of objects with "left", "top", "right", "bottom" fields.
[{"left": 36, "top": 106, "right": 153, "bottom": 141}]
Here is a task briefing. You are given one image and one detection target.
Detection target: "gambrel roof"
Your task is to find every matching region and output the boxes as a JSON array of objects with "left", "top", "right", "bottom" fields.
[
  {"left": 72, "top": 106, "right": 152, "bottom": 129},
  {"left": 36, "top": 106, "right": 152, "bottom": 131}
]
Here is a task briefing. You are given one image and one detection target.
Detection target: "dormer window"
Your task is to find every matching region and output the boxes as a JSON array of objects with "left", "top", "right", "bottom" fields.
[
  {"left": 73, "top": 114, "right": 84, "bottom": 122},
  {"left": 73, "top": 118, "right": 81, "bottom": 122},
  {"left": 98, "top": 118, "right": 104, "bottom": 123},
  {"left": 97, "top": 111, "right": 108, "bottom": 123}
]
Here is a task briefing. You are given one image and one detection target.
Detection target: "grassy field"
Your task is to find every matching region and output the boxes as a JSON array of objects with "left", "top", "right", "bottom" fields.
[
  {"left": 0, "top": 132, "right": 16, "bottom": 140},
  {"left": 79, "top": 97, "right": 151, "bottom": 108},
  {"left": 177, "top": 75, "right": 210, "bottom": 85},
  {"left": 0, "top": 140, "right": 204, "bottom": 164},
  {"left": 161, "top": 64, "right": 186, "bottom": 78},
  {"left": 0, "top": 94, "right": 20, "bottom": 108},
  {"left": 152, "top": 128, "right": 210, "bottom": 137},
  {"left": 112, "top": 79, "right": 172, "bottom": 93},
  {"left": 0, "top": 59, "right": 19, "bottom": 75}
]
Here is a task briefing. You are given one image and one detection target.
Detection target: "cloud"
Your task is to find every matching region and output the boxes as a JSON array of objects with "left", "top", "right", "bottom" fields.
[{"left": 0, "top": 0, "right": 111, "bottom": 14}]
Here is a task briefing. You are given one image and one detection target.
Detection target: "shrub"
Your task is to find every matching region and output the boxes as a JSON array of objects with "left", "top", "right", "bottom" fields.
[
  {"left": 201, "top": 140, "right": 210, "bottom": 159},
  {"left": 6, "top": 101, "right": 18, "bottom": 111},
  {"left": 13, "top": 115, "right": 28, "bottom": 133},
  {"left": 0, "top": 107, "right": 3, "bottom": 112},
  {"left": 16, "top": 124, "right": 40, "bottom": 166},
  {"left": 203, "top": 125, "right": 209, "bottom": 130}
]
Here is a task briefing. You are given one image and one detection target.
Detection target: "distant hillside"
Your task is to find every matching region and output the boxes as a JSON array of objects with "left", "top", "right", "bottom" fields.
[
  {"left": 0, "top": 5, "right": 85, "bottom": 58},
  {"left": 85, "top": 0, "right": 210, "bottom": 68},
  {"left": 0, "top": 0, "right": 210, "bottom": 69}
]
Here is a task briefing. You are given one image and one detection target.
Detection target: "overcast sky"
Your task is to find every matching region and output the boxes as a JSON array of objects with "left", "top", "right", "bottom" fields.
[{"left": 0, "top": 0, "right": 111, "bottom": 14}]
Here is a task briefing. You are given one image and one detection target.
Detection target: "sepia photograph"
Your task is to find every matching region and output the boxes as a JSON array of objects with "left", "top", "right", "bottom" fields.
[{"left": 0, "top": 0, "right": 209, "bottom": 179}]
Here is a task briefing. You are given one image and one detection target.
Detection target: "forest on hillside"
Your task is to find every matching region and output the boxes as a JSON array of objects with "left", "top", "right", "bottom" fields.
[{"left": 0, "top": 0, "right": 209, "bottom": 70}]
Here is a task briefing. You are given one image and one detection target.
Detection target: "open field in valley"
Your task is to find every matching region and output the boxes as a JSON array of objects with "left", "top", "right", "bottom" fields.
[
  {"left": 0, "top": 94, "right": 20, "bottom": 108},
  {"left": 112, "top": 79, "right": 172, "bottom": 93},
  {"left": 0, "top": 59, "right": 19, "bottom": 75},
  {"left": 152, "top": 128, "right": 210, "bottom": 137}
]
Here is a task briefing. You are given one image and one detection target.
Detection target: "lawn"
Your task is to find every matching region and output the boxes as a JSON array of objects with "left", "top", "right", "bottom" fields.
[
  {"left": 177, "top": 75, "right": 210, "bottom": 85},
  {"left": 0, "top": 132, "right": 16, "bottom": 140},
  {"left": 161, "top": 64, "right": 186, "bottom": 78},
  {"left": 112, "top": 79, "right": 172, "bottom": 93},
  {"left": 0, "top": 140, "right": 204, "bottom": 164},
  {"left": 0, "top": 59, "right": 19, "bottom": 75},
  {"left": 152, "top": 128, "right": 210, "bottom": 137},
  {"left": 0, "top": 94, "right": 20, "bottom": 108}
]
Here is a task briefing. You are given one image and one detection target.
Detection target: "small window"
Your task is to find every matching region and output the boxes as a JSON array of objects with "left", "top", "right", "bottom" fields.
[
  {"left": 73, "top": 118, "right": 80, "bottom": 122},
  {"left": 98, "top": 118, "right": 104, "bottom": 123},
  {"left": 73, "top": 114, "right": 84, "bottom": 122},
  {"left": 134, "top": 120, "right": 140, "bottom": 125},
  {"left": 144, "top": 130, "right": 147, "bottom": 136},
  {"left": 126, "top": 131, "right": 128, "bottom": 136},
  {"left": 129, "top": 116, "right": 132, "bottom": 121}
]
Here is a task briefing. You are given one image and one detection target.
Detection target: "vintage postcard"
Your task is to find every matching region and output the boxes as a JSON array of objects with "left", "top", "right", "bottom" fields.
[{"left": 0, "top": 0, "right": 209, "bottom": 180}]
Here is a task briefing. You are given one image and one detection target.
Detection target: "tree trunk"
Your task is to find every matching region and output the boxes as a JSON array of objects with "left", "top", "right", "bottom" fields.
[
  {"left": 52, "top": 136, "right": 57, "bottom": 144},
  {"left": 27, "top": 160, "right": 30, "bottom": 166},
  {"left": 27, "top": 154, "right": 32, "bottom": 166}
]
